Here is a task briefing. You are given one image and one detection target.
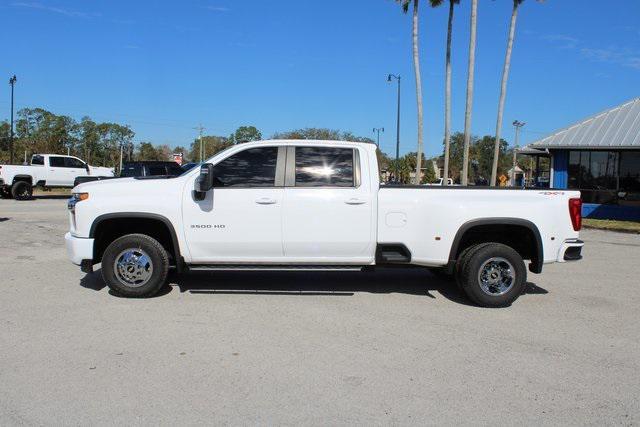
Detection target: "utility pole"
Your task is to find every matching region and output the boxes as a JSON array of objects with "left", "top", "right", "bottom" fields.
[
  {"left": 512, "top": 120, "right": 525, "bottom": 186},
  {"left": 194, "top": 124, "right": 205, "bottom": 163},
  {"left": 387, "top": 74, "right": 401, "bottom": 180},
  {"left": 9, "top": 75, "right": 17, "bottom": 165},
  {"left": 372, "top": 127, "right": 384, "bottom": 148}
]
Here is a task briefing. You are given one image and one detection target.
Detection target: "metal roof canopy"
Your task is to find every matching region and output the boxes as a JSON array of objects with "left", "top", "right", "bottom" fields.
[
  {"left": 530, "top": 97, "right": 640, "bottom": 149},
  {"left": 516, "top": 145, "right": 549, "bottom": 155}
]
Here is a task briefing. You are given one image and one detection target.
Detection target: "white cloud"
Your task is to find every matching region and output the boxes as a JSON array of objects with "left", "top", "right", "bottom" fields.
[
  {"left": 11, "top": 1, "right": 99, "bottom": 18},
  {"left": 205, "top": 6, "right": 229, "bottom": 12}
]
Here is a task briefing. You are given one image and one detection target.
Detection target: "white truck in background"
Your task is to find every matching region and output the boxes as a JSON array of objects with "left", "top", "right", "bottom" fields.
[
  {"left": 0, "top": 154, "right": 114, "bottom": 200},
  {"left": 65, "top": 140, "right": 584, "bottom": 307}
]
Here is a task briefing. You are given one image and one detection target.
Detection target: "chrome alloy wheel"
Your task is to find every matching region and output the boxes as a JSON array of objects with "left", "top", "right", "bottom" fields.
[
  {"left": 113, "top": 248, "right": 153, "bottom": 288},
  {"left": 477, "top": 257, "right": 515, "bottom": 296}
]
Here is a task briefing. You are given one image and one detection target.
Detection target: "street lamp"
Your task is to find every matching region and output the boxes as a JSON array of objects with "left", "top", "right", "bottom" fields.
[
  {"left": 9, "top": 75, "right": 17, "bottom": 165},
  {"left": 372, "top": 127, "right": 384, "bottom": 148},
  {"left": 387, "top": 74, "right": 401, "bottom": 178},
  {"left": 512, "top": 120, "right": 526, "bottom": 186}
]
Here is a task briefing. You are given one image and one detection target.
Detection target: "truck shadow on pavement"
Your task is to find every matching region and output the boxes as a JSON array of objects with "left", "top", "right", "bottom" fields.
[{"left": 80, "top": 267, "right": 548, "bottom": 307}]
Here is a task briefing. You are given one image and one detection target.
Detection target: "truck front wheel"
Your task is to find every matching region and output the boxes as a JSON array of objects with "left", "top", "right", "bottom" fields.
[
  {"left": 101, "top": 234, "right": 169, "bottom": 298},
  {"left": 11, "top": 181, "right": 32, "bottom": 200},
  {"left": 458, "top": 243, "right": 526, "bottom": 308}
]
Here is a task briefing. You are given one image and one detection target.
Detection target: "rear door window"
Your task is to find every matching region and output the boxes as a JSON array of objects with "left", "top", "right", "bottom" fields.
[
  {"left": 294, "top": 147, "right": 354, "bottom": 187},
  {"left": 49, "top": 156, "right": 66, "bottom": 167},
  {"left": 31, "top": 155, "right": 44, "bottom": 165}
]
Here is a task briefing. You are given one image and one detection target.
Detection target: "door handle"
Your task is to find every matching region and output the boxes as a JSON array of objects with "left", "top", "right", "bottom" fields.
[
  {"left": 255, "top": 198, "right": 277, "bottom": 205},
  {"left": 345, "top": 198, "right": 366, "bottom": 205}
]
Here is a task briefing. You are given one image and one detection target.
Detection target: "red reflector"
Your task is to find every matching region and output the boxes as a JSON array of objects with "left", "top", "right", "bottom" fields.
[{"left": 569, "top": 198, "right": 582, "bottom": 231}]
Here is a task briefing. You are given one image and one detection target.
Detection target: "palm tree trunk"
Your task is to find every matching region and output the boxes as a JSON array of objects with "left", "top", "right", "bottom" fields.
[
  {"left": 442, "top": 0, "right": 455, "bottom": 186},
  {"left": 461, "top": 0, "right": 477, "bottom": 186},
  {"left": 491, "top": 1, "right": 519, "bottom": 186},
  {"left": 412, "top": 0, "right": 424, "bottom": 185}
]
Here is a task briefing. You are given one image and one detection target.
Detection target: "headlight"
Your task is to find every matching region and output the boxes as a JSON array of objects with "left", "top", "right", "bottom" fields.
[{"left": 68, "top": 192, "right": 89, "bottom": 211}]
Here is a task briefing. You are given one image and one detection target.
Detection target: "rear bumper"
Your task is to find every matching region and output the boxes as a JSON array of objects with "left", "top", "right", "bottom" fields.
[
  {"left": 556, "top": 239, "right": 584, "bottom": 262},
  {"left": 65, "top": 232, "right": 94, "bottom": 267}
]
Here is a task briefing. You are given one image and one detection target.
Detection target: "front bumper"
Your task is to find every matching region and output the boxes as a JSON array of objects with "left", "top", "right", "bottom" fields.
[
  {"left": 556, "top": 239, "right": 584, "bottom": 262},
  {"left": 65, "top": 232, "right": 94, "bottom": 266}
]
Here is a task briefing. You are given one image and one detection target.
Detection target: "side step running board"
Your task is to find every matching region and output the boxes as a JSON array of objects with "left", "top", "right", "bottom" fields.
[{"left": 188, "top": 264, "right": 364, "bottom": 272}]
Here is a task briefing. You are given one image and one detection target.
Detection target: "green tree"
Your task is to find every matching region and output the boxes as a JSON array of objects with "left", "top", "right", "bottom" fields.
[
  {"left": 136, "top": 142, "right": 159, "bottom": 161},
  {"left": 396, "top": 0, "right": 425, "bottom": 184},
  {"left": 14, "top": 108, "right": 76, "bottom": 158},
  {"left": 231, "top": 126, "right": 262, "bottom": 144},
  {"left": 272, "top": 128, "right": 374, "bottom": 143},
  {"left": 188, "top": 135, "right": 232, "bottom": 162}
]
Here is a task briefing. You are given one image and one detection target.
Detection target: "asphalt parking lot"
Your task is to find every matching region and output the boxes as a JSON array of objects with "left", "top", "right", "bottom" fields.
[{"left": 1, "top": 197, "right": 639, "bottom": 425}]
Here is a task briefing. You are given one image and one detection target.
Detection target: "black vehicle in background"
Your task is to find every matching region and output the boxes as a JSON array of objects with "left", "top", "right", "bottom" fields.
[
  {"left": 180, "top": 162, "right": 200, "bottom": 172},
  {"left": 74, "top": 161, "right": 184, "bottom": 187}
]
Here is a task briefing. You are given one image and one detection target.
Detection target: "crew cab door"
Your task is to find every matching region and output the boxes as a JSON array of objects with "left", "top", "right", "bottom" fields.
[
  {"left": 46, "top": 156, "right": 68, "bottom": 186},
  {"left": 281, "top": 146, "right": 375, "bottom": 263},
  {"left": 182, "top": 146, "right": 285, "bottom": 263}
]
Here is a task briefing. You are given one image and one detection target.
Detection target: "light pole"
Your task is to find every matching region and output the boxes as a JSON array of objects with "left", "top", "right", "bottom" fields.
[
  {"left": 387, "top": 74, "right": 401, "bottom": 179},
  {"left": 512, "top": 120, "right": 525, "bottom": 186},
  {"left": 372, "top": 127, "right": 384, "bottom": 148},
  {"left": 9, "top": 75, "right": 17, "bottom": 165},
  {"left": 194, "top": 124, "right": 205, "bottom": 162}
]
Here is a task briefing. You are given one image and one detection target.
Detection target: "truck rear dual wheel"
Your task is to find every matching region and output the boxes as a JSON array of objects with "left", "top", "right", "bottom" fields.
[
  {"left": 101, "top": 234, "right": 169, "bottom": 298},
  {"left": 456, "top": 243, "right": 526, "bottom": 308},
  {"left": 11, "top": 181, "right": 33, "bottom": 200}
]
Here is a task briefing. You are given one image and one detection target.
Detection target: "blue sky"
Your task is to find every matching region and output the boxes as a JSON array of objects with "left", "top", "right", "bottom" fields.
[{"left": 2, "top": 0, "right": 640, "bottom": 157}]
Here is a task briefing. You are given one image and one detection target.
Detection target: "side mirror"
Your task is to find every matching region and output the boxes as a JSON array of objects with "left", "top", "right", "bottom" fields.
[
  {"left": 194, "top": 163, "right": 214, "bottom": 200},
  {"left": 85, "top": 163, "right": 90, "bottom": 172}
]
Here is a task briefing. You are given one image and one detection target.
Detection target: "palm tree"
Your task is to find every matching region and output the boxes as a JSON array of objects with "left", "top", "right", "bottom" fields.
[
  {"left": 432, "top": 0, "right": 460, "bottom": 185},
  {"left": 460, "top": 0, "right": 477, "bottom": 186},
  {"left": 397, "top": 0, "right": 424, "bottom": 185},
  {"left": 490, "top": 0, "right": 525, "bottom": 186}
]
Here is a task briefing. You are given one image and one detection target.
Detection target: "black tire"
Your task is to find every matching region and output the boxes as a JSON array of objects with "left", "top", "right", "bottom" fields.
[
  {"left": 454, "top": 243, "right": 493, "bottom": 290},
  {"left": 11, "top": 181, "right": 33, "bottom": 200},
  {"left": 101, "top": 233, "right": 169, "bottom": 298},
  {"left": 459, "top": 243, "right": 526, "bottom": 308},
  {"left": 0, "top": 187, "right": 12, "bottom": 199}
]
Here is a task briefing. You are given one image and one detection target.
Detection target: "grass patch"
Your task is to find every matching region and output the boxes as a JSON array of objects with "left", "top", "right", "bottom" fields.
[
  {"left": 33, "top": 188, "right": 71, "bottom": 196},
  {"left": 583, "top": 218, "right": 640, "bottom": 233}
]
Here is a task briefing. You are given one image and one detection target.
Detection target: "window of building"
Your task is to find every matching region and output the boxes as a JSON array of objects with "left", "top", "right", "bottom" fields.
[
  {"left": 212, "top": 147, "right": 278, "bottom": 187},
  {"left": 294, "top": 147, "right": 354, "bottom": 187},
  {"left": 568, "top": 150, "right": 618, "bottom": 190},
  {"left": 619, "top": 152, "right": 640, "bottom": 202}
]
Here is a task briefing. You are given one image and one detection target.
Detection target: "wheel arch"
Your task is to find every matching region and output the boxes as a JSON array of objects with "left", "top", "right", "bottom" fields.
[
  {"left": 448, "top": 218, "right": 543, "bottom": 274},
  {"left": 89, "top": 213, "right": 184, "bottom": 272},
  {"left": 12, "top": 175, "right": 33, "bottom": 185}
]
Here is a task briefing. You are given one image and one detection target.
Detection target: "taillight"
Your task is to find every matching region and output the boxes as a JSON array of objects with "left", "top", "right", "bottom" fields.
[{"left": 569, "top": 198, "right": 582, "bottom": 231}]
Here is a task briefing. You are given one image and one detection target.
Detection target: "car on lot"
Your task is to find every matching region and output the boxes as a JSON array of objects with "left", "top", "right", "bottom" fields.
[
  {"left": 0, "top": 154, "right": 113, "bottom": 200},
  {"left": 65, "top": 139, "right": 584, "bottom": 307},
  {"left": 73, "top": 161, "right": 184, "bottom": 187}
]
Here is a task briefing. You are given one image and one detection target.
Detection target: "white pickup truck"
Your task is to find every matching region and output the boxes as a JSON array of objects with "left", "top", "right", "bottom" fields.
[
  {"left": 0, "top": 154, "right": 114, "bottom": 200},
  {"left": 65, "top": 140, "right": 584, "bottom": 307}
]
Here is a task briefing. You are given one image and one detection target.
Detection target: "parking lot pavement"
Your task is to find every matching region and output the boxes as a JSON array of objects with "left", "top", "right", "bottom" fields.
[{"left": 1, "top": 197, "right": 639, "bottom": 425}]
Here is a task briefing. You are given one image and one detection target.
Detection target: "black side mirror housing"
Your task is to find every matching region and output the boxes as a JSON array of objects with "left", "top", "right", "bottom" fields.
[
  {"left": 85, "top": 163, "right": 90, "bottom": 172},
  {"left": 194, "top": 163, "right": 214, "bottom": 200}
]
